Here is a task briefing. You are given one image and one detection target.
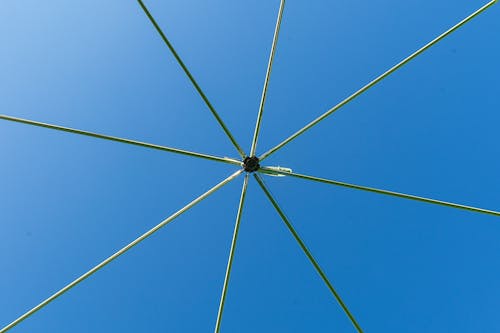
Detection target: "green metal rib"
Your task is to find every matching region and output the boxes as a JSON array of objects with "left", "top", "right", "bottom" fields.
[
  {"left": 0, "top": 170, "right": 243, "bottom": 333},
  {"left": 137, "top": 0, "right": 246, "bottom": 158},
  {"left": 0, "top": 115, "right": 241, "bottom": 166},
  {"left": 259, "top": 167, "right": 500, "bottom": 217},
  {"left": 254, "top": 174, "right": 364, "bottom": 333},
  {"left": 259, "top": 0, "right": 497, "bottom": 161},
  {"left": 214, "top": 174, "right": 249, "bottom": 333},
  {"left": 249, "top": 0, "right": 286, "bottom": 157}
]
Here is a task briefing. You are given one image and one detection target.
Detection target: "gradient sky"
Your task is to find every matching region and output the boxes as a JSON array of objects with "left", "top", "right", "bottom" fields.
[{"left": 1, "top": 0, "right": 500, "bottom": 332}]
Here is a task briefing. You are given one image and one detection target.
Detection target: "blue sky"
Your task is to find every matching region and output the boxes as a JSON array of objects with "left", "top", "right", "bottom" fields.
[{"left": 1, "top": 0, "right": 499, "bottom": 332}]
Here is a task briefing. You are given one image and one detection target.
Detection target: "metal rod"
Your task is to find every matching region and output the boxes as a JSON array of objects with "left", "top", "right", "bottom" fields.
[
  {"left": 136, "top": 0, "right": 246, "bottom": 158},
  {"left": 0, "top": 170, "right": 243, "bottom": 333},
  {"left": 259, "top": 0, "right": 497, "bottom": 161},
  {"left": 0, "top": 114, "right": 241, "bottom": 166},
  {"left": 249, "top": 0, "right": 286, "bottom": 157},
  {"left": 259, "top": 167, "right": 500, "bottom": 217},
  {"left": 214, "top": 174, "right": 249, "bottom": 333},
  {"left": 254, "top": 174, "right": 364, "bottom": 333}
]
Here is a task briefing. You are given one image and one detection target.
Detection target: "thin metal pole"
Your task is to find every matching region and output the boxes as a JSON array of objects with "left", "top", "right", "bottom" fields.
[
  {"left": 136, "top": 0, "right": 246, "bottom": 158},
  {"left": 0, "top": 170, "right": 243, "bottom": 333},
  {"left": 0, "top": 115, "right": 241, "bottom": 166},
  {"left": 259, "top": 0, "right": 497, "bottom": 161},
  {"left": 249, "top": 0, "right": 286, "bottom": 157},
  {"left": 254, "top": 174, "right": 364, "bottom": 332},
  {"left": 214, "top": 174, "right": 249, "bottom": 333},
  {"left": 259, "top": 167, "right": 500, "bottom": 217}
]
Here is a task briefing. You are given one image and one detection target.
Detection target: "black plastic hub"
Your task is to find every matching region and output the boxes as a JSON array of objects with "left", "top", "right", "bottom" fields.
[{"left": 243, "top": 156, "right": 260, "bottom": 173}]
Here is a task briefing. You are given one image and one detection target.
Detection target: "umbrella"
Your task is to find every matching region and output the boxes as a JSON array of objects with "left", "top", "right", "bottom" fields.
[{"left": 1, "top": 0, "right": 499, "bottom": 331}]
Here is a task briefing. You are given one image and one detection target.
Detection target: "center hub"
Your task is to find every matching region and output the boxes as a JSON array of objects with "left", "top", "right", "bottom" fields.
[{"left": 243, "top": 156, "right": 260, "bottom": 173}]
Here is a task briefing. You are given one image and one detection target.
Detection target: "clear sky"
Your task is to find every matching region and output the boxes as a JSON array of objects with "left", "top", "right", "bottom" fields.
[{"left": 1, "top": 0, "right": 499, "bottom": 332}]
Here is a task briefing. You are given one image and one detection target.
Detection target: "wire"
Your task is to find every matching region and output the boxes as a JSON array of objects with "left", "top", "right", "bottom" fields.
[
  {"left": 259, "top": 0, "right": 498, "bottom": 161},
  {"left": 0, "top": 170, "right": 243, "bottom": 333},
  {"left": 249, "top": 0, "right": 286, "bottom": 157},
  {"left": 254, "top": 174, "right": 364, "bottom": 333},
  {"left": 214, "top": 174, "right": 249, "bottom": 332},
  {"left": 259, "top": 167, "right": 500, "bottom": 217},
  {"left": 0, "top": 115, "right": 241, "bottom": 166},
  {"left": 137, "top": 0, "right": 246, "bottom": 158}
]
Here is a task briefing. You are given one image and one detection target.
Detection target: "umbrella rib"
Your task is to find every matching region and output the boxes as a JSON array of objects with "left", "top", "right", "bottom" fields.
[
  {"left": 254, "top": 174, "right": 364, "bottom": 333},
  {"left": 249, "top": 0, "right": 286, "bottom": 157},
  {"left": 136, "top": 0, "right": 246, "bottom": 158},
  {"left": 0, "top": 169, "right": 243, "bottom": 333},
  {"left": 0, "top": 115, "right": 241, "bottom": 166},
  {"left": 259, "top": 0, "right": 497, "bottom": 161},
  {"left": 259, "top": 167, "right": 500, "bottom": 217},
  {"left": 214, "top": 174, "right": 249, "bottom": 333}
]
